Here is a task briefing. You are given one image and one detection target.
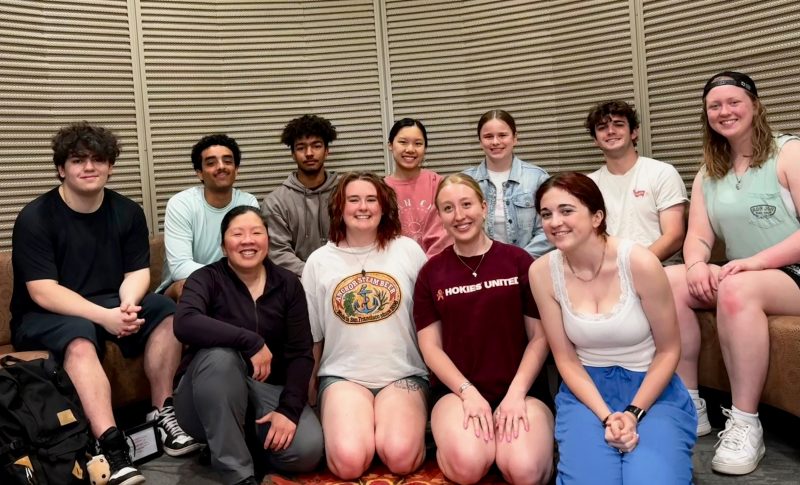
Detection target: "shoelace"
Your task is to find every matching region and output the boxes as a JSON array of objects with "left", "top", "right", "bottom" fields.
[
  {"left": 105, "top": 444, "right": 134, "bottom": 473},
  {"left": 715, "top": 409, "right": 749, "bottom": 451},
  {"left": 158, "top": 405, "right": 190, "bottom": 439}
]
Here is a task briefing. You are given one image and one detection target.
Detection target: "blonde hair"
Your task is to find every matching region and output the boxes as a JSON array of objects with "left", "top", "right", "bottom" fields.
[
  {"left": 435, "top": 173, "right": 484, "bottom": 210},
  {"left": 701, "top": 89, "right": 775, "bottom": 180}
]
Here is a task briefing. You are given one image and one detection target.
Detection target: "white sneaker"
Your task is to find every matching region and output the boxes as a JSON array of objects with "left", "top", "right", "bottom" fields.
[
  {"left": 711, "top": 408, "right": 765, "bottom": 475},
  {"left": 695, "top": 398, "right": 712, "bottom": 436}
]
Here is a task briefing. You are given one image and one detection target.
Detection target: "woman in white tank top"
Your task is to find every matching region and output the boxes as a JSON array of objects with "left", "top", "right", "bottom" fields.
[{"left": 529, "top": 172, "right": 696, "bottom": 485}]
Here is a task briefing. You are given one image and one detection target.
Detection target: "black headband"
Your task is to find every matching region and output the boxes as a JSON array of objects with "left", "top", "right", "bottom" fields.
[{"left": 702, "top": 71, "right": 758, "bottom": 99}]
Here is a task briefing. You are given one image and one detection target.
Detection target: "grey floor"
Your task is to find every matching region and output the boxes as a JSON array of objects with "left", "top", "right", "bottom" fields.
[
  {"left": 137, "top": 418, "right": 799, "bottom": 485},
  {"left": 123, "top": 386, "right": 798, "bottom": 485}
]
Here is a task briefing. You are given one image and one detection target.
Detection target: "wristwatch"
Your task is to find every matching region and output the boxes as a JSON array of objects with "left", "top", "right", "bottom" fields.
[{"left": 624, "top": 405, "right": 646, "bottom": 422}]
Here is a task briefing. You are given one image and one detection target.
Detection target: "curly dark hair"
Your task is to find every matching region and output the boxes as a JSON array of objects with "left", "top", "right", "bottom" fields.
[
  {"left": 281, "top": 114, "right": 337, "bottom": 151},
  {"left": 328, "top": 172, "right": 401, "bottom": 250},
  {"left": 191, "top": 134, "right": 242, "bottom": 171},
  {"left": 584, "top": 100, "right": 640, "bottom": 141},
  {"left": 51, "top": 122, "right": 120, "bottom": 180}
]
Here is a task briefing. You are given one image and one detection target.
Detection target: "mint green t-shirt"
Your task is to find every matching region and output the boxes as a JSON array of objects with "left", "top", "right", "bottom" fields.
[{"left": 703, "top": 134, "right": 800, "bottom": 261}]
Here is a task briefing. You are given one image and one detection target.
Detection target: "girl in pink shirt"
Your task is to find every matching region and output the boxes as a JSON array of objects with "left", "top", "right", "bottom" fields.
[{"left": 384, "top": 118, "right": 452, "bottom": 256}]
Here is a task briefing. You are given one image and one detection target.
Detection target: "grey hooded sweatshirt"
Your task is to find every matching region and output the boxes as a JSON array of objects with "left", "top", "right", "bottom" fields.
[{"left": 261, "top": 170, "right": 339, "bottom": 276}]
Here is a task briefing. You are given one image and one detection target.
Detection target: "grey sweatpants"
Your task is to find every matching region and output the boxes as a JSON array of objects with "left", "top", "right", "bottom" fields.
[{"left": 174, "top": 347, "right": 323, "bottom": 484}]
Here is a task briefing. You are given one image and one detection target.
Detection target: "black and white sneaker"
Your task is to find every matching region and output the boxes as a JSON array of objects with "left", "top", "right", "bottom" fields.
[
  {"left": 98, "top": 427, "right": 146, "bottom": 485},
  {"left": 146, "top": 397, "right": 202, "bottom": 457}
]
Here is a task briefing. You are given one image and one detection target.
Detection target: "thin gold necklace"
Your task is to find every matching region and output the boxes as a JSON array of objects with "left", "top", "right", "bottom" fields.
[
  {"left": 564, "top": 238, "right": 607, "bottom": 283},
  {"left": 456, "top": 252, "right": 486, "bottom": 278},
  {"left": 454, "top": 239, "right": 491, "bottom": 278}
]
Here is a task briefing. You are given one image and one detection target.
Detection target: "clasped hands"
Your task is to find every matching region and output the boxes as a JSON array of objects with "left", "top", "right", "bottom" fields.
[{"left": 604, "top": 411, "right": 639, "bottom": 454}]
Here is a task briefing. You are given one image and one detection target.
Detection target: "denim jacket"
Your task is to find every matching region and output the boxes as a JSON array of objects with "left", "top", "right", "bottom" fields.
[{"left": 463, "top": 156, "right": 553, "bottom": 258}]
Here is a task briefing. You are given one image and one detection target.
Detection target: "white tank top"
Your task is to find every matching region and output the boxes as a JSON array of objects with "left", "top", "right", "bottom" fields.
[{"left": 549, "top": 239, "right": 655, "bottom": 372}]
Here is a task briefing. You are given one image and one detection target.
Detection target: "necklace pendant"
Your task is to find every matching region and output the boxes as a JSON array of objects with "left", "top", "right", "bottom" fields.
[
  {"left": 735, "top": 181, "right": 742, "bottom": 190},
  {"left": 361, "top": 269, "right": 366, "bottom": 277},
  {"left": 472, "top": 272, "right": 477, "bottom": 277}
]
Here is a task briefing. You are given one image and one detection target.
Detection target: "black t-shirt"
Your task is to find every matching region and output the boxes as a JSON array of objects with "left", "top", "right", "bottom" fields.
[{"left": 10, "top": 187, "right": 150, "bottom": 327}]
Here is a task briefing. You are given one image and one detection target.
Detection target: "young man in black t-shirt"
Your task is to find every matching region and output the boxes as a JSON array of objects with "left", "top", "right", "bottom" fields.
[{"left": 10, "top": 122, "right": 199, "bottom": 485}]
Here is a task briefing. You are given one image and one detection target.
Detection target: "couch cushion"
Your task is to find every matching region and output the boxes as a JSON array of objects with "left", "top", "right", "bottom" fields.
[
  {"left": 698, "top": 311, "right": 800, "bottom": 417},
  {"left": 0, "top": 251, "right": 12, "bottom": 347}
]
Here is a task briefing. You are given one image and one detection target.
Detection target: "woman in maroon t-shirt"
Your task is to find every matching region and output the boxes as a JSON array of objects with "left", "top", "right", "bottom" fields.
[{"left": 413, "top": 173, "right": 554, "bottom": 484}]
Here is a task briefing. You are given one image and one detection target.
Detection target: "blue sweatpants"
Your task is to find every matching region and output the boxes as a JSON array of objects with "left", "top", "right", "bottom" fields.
[{"left": 555, "top": 366, "right": 696, "bottom": 485}]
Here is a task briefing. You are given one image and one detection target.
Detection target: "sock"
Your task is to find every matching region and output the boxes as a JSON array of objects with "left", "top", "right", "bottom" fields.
[
  {"left": 731, "top": 405, "right": 760, "bottom": 427},
  {"left": 687, "top": 388, "right": 701, "bottom": 402}
]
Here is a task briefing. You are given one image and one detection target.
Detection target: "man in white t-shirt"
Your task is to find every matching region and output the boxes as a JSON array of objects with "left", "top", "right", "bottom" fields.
[
  {"left": 586, "top": 100, "right": 687, "bottom": 263},
  {"left": 158, "top": 134, "right": 259, "bottom": 300}
]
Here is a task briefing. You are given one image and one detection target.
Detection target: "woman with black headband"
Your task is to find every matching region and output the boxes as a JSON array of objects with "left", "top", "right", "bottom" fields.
[{"left": 665, "top": 71, "right": 800, "bottom": 475}]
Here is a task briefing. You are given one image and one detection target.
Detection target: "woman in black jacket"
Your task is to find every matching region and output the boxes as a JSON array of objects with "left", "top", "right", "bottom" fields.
[{"left": 173, "top": 205, "right": 322, "bottom": 485}]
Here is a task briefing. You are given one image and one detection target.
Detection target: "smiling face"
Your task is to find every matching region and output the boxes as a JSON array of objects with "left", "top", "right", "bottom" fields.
[
  {"left": 58, "top": 152, "right": 112, "bottom": 197},
  {"left": 222, "top": 211, "right": 269, "bottom": 272},
  {"left": 593, "top": 114, "right": 638, "bottom": 156},
  {"left": 479, "top": 118, "right": 518, "bottom": 165},
  {"left": 343, "top": 179, "right": 382, "bottom": 238},
  {"left": 390, "top": 125, "right": 426, "bottom": 175},
  {"left": 436, "top": 181, "right": 487, "bottom": 246},
  {"left": 538, "top": 187, "right": 603, "bottom": 251},
  {"left": 196, "top": 145, "right": 238, "bottom": 193},
  {"left": 704, "top": 84, "right": 755, "bottom": 142}
]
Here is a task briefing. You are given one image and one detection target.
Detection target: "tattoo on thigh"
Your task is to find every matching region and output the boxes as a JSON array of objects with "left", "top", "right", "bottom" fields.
[{"left": 393, "top": 378, "right": 421, "bottom": 393}]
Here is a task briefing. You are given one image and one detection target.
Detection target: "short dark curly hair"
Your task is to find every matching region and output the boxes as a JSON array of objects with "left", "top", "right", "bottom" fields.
[
  {"left": 52, "top": 122, "right": 120, "bottom": 180},
  {"left": 191, "top": 134, "right": 242, "bottom": 171},
  {"left": 584, "top": 100, "right": 640, "bottom": 140},
  {"left": 281, "top": 114, "right": 337, "bottom": 151}
]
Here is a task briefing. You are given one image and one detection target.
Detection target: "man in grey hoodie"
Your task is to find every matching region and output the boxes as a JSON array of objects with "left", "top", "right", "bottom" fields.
[{"left": 262, "top": 114, "right": 339, "bottom": 276}]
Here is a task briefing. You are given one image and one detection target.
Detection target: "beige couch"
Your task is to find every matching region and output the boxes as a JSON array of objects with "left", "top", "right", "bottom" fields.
[
  {"left": 0, "top": 237, "right": 165, "bottom": 408},
  {"left": 697, "top": 312, "right": 800, "bottom": 417}
]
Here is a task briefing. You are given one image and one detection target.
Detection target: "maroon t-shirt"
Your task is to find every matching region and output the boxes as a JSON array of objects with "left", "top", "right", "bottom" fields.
[{"left": 414, "top": 241, "right": 538, "bottom": 405}]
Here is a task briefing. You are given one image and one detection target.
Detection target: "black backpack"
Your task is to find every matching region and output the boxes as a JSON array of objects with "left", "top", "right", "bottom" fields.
[{"left": 0, "top": 355, "right": 91, "bottom": 484}]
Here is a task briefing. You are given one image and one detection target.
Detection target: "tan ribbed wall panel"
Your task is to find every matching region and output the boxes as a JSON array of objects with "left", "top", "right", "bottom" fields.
[
  {"left": 643, "top": 0, "right": 800, "bottom": 182},
  {"left": 0, "top": 0, "right": 142, "bottom": 250},
  {"left": 385, "top": 0, "right": 636, "bottom": 177},
  {"left": 139, "top": 0, "right": 385, "bottom": 231}
]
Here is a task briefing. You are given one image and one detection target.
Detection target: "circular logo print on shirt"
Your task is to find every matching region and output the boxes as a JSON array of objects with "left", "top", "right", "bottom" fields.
[{"left": 332, "top": 272, "right": 401, "bottom": 324}]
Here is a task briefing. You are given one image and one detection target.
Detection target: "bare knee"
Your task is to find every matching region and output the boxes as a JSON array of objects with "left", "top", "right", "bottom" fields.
[
  {"left": 326, "top": 441, "right": 373, "bottom": 480},
  {"left": 717, "top": 276, "right": 750, "bottom": 319},
  {"left": 500, "top": 460, "right": 552, "bottom": 485},
  {"left": 378, "top": 437, "right": 424, "bottom": 475},
  {"left": 153, "top": 314, "right": 175, "bottom": 337},
  {"left": 63, "top": 338, "right": 100, "bottom": 366},
  {"left": 438, "top": 447, "right": 492, "bottom": 484}
]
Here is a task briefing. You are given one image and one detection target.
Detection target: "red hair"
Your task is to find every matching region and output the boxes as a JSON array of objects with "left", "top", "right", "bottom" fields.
[
  {"left": 535, "top": 172, "right": 608, "bottom": 236},
  {"left": 328, "top": 172, "right": 402, "bottom": 249}
]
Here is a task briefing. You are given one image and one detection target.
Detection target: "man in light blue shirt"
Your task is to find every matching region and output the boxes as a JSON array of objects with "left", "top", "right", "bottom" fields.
[{"left": 158, "top": 134, "right": 259, "bottom": 300}]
